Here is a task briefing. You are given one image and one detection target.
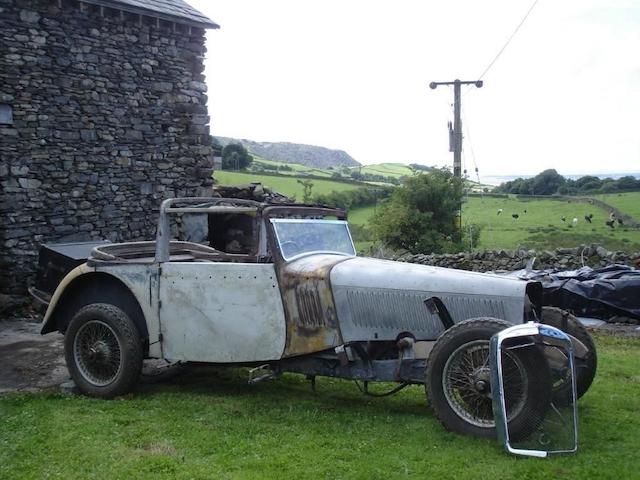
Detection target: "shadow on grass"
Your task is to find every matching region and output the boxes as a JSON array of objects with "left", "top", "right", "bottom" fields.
[{"left": 136, "top": 364, "right": 430, "bottom": 419}]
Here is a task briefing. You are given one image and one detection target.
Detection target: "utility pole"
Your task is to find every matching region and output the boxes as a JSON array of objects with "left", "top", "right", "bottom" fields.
[
  {"left": 429, "top": 79, "right": 483, "bottom": 243},
  {"left": 429, "top": 79, "right": 483, "bottom": 178}
]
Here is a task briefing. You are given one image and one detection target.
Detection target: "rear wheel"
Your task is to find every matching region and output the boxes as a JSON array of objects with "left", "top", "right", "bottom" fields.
[
  {"left": 541, "top": 306, "right": 597, "bottom": 399},
  {"left": 426, "top": 318, "right": 551, "bottom": 439},
  {"left": 64, "top": 303, "right": 143, "bottom": 398}
]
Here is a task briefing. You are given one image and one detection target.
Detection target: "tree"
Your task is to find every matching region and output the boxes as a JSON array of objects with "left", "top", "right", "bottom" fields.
[
  {"left": 371, "top": 168, "right": 464, "bottom": 254},
  {"left": 616, "top": 175, "right": 640, "bottom": 191},
  {"left": 574, "top": 175, "right": 602, "bottom": 192},
  {"left": 599, "top": 179, "right": 617, "bottom": 194},
  {"left": 297, "top": 179, "right": 314, "bottom": 203},
  {"left": 532, "top": 169, "right": 565, "bottom": 195},
  {"left": 221, "top": 143, "right": 252, "bottom": 170}
]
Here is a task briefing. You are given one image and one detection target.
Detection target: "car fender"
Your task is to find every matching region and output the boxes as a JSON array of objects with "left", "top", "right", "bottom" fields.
[
  {"left": 41, "top": 263, "right": 94, "bottom": 333},
  {"left": 40, "top": 264, "right": 160, "bottom": 356}
]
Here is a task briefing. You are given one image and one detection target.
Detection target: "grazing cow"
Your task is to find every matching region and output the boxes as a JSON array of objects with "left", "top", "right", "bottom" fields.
[
  {"left": 572, "top": 217, "right": 578, "bottom": 225},
  {"left": 618, "top": 218, "right": 624, "bottom": 226},
  {"left": 512, "top": 213, "right": 519, "bottom": 220},
  {"left": 523, "top": 209, "right": 527, "bottom": 214},
  {"left": 584, "top": 215, "right": 592, "bottom": 223},
  {"left": 497, "top": 208, "right": 503, "bottom": 215},
  {"left": 606, "top": 220, "right": 615, "bottom": 229}
]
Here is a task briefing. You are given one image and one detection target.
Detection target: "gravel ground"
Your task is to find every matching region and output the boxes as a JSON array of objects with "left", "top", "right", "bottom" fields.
[{"left": 0, "top": 318, "right": 68, "bottom": 394}]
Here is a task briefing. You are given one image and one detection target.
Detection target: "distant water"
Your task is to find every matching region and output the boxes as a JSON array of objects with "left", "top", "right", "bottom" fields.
[{"left": 481, "top": 172, "right": 640, "bottom": 186}]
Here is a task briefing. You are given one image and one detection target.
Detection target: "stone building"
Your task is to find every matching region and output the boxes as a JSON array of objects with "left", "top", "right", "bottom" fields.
[{"left": 0, "top": 0, "right": 218, "bottom": 296}]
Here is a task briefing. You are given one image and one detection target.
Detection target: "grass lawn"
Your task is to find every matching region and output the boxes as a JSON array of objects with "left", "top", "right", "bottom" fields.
[
  {"left": 596, "top": 192, "right": 640, "bottom": 221},
  {"left": 213, "top": 171, "right": 363, "bottom": 199},
  {"left": 462, "top": 196, "right": 640, "bottom": 252},
  {"left": 1, "top": 334, "right": 638, "bottom": 479}
]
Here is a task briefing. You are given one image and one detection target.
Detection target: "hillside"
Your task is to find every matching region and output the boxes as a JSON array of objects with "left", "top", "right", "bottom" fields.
[
  {"left": 216, "top": 137, "right": 360, "bottom": 169},
  {"left": 359, "top": 163, "right": 415, "bottom": 179},
  {"left": 213, "top": 171, "right": 363, "bottom": 198}
]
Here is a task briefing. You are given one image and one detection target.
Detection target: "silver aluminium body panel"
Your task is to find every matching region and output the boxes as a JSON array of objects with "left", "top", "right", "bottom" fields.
[
  {"left": 331, "top": 257, "right": 528, "bottom": 342},
  {"left": 158, "top": 262, "right": 286, "bottom": 363},
  {"left": 93, "top": 263, "right": 164, "bottom": 358}
]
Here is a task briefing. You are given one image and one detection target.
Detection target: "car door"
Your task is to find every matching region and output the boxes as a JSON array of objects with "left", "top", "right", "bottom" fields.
[{"left": 158, "top": 261, "right": 286, "bottom": 363}]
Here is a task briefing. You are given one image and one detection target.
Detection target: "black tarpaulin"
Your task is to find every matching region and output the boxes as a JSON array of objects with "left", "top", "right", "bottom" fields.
[{"left": 501, "top": 265, "right": 640, "bottom": 322}]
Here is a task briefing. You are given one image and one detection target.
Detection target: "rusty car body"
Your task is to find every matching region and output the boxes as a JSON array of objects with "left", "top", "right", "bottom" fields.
[{"left": 38, "top": 197, "right": 596, "bottom": 440}]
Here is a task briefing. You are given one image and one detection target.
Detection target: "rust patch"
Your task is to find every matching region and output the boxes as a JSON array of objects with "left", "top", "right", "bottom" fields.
[{"left": 279, "top": 255, "right": 348, "bottom": 357}]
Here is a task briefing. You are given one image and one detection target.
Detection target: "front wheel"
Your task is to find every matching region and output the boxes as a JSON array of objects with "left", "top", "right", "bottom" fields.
[
  {"left": 64, "top": 303, "right": 143, "bottom": 398},
  {"left": 426, "top": 318, "right": 551, "bottom": 439}
]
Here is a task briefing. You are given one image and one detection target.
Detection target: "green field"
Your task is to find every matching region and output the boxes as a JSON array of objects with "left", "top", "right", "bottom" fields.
[
  {"left": 213, "top": 171, "right": 363, "bottom": 199},
  {"left": 213, "top": 169, "right": 640, "bottom": 252},
  {"left": 462, "top": 196, "right": 640, "bottom": 252},
  {"left": 359, "top": 163, "right": 415, "bottom": 179},
  {"left": 248, "top": 158, "right": 419, "bottom": 184},
  {"left": 596, "top": 192, "right": 640, "bottom": 221},
  {"left": 1, "top": 334, "right": 638, "bottom": 479},
  {"left": 251, "top": 156, "right": 335, "bottom": 178},
  {"left": 351, "top": 195, "right": 640, "bottom": 252}
]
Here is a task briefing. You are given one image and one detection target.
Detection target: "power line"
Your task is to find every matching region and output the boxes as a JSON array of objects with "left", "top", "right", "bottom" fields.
[
  {"left": 461, "top": 109, "right": 477, "bottom": 169},
  {"left": 474, "top": 0, "right": 540, "bottom": 83}
]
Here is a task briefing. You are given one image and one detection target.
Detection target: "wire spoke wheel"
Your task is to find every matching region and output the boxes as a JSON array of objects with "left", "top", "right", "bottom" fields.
[
  {"left": 442, "top": 340, "right": 527, "bottom": 429},
  {"left": 427, "top": 318, "right": 552, "bottom": 439},
  {"left": 73, "top": 319, "right": 123, "bottom": 387},
  {"left": 65, "top": 303, "right": 143, "bottom": 398}
]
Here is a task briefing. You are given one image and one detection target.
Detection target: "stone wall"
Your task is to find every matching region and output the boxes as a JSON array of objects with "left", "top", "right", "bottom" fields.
[
  {"left": 394, "top": 244, "right": 640, "bottom": 272},
  {"left": 0, "top": 0, "right": 214, "bottom": 294}
]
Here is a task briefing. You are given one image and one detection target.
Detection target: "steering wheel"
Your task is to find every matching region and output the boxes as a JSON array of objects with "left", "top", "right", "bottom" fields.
[{"left": 280, "top": 241, "right": 301, "bottom": 257}]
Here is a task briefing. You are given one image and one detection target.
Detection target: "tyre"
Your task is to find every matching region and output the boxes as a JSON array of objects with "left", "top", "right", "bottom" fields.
[
  {"left": 426, "top": 318, "right": 551, "bottom": 440},
  {"left": 541, "top": 306, "right": 597, "bottom": 399},
  {"left": 64, "top": 303, "right": 143, "bottom": 398}
]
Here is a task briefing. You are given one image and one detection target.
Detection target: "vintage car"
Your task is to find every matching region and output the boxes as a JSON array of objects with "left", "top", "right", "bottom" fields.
[{"left": 37, "top": 197, "right": 597, "bottom": 440}]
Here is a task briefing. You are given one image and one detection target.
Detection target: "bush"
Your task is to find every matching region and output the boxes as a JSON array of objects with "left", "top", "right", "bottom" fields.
[{"left": 371, "top": 168, "right": 464, "bottom": 254}]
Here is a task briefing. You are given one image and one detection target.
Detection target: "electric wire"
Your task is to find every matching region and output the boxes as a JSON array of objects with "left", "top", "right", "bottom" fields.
[
  {"left": 465, "top": 0, "right": 540, "bottom": 95},
  {"left": 460, "top": 107, "right": 496, "bottom": 249},
  {"left": 479, "top": 0, "right": 540, "bottom": 80},
  {"left": 461, "top": 107, "right": 481, "bottom": 185}
]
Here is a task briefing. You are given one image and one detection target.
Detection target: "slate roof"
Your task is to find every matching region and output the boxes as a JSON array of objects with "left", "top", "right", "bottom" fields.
[{"left": 86, "top": 0, "right": 219, "bottom": 28}]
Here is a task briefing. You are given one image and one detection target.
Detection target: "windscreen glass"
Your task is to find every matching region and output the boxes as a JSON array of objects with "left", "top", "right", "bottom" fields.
[{"left": 271, "top": 219, "right": 356, "bottom": 260}]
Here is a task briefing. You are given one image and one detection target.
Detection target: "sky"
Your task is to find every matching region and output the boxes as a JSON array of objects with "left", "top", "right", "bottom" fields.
[{"left": 190, "top": 0, "right": 640, "bottom": 177}]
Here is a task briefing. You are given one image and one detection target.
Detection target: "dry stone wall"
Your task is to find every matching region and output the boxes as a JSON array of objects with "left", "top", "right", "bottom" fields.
[
  {"left": 395, "top": 244, "right": 640, "bottom": 272},
  {"left": 0, "top": 0, "right": 214, "bottom": 294}
]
